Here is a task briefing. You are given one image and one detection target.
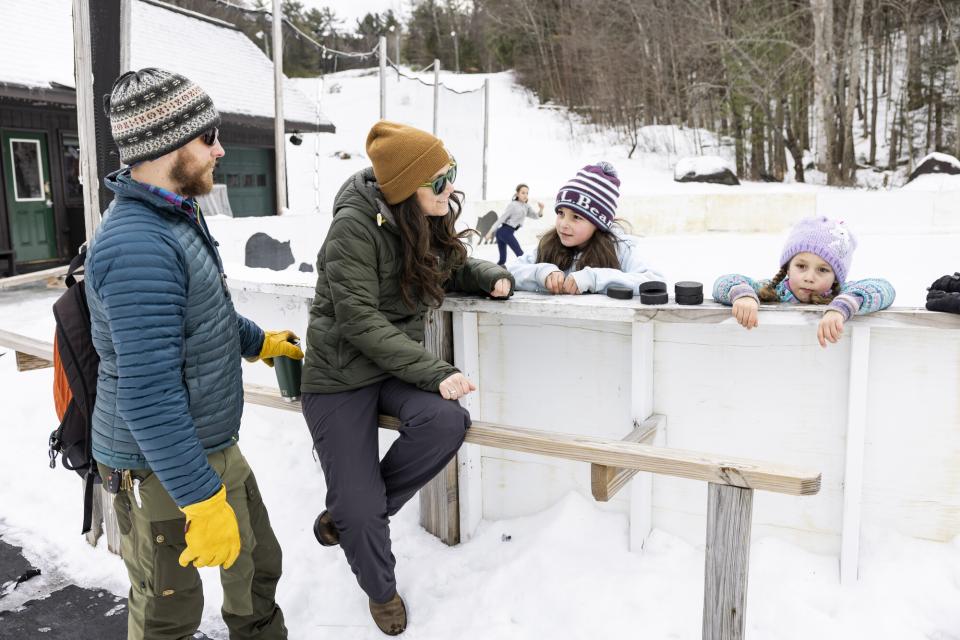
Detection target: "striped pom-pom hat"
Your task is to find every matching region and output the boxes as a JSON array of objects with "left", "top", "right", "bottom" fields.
[
  {"left": 554, "top": 161, "right": 621, "bottom": 232},
  {"left": 104, "top": 68, "right": 220, "bottom": 164}
]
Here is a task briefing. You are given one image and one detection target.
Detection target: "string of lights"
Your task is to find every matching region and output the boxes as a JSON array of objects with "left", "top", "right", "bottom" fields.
[{"left": 386, "top": 60, "right": 484, "bottom": 95}]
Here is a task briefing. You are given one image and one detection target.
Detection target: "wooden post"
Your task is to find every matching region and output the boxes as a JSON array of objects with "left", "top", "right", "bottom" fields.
[
  {"left": 419, "top": 309, "right": 460, "bottom": 544},
  {"left": 703, "top": 482, "right": 754, "bottom": 640},
  {"left": 272, "top": 0, "right": 287, "bottom": 215},
  {"left": 72, "top": 0, "right": 100, "bottom": 237},
  {"left": 119, "top": 0, "right": 131, "bottom": 73}
]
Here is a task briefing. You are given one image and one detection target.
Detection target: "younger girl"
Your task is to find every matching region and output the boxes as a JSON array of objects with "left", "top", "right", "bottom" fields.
[
  {"left": 509, "top": 162, "right": 663, "bottom": 294},
  {"left": 712, "top": 216, "right": 895, "bottom": 347},
  {"left": 486, "top": 183, "right": 545, "bottom": 264}
]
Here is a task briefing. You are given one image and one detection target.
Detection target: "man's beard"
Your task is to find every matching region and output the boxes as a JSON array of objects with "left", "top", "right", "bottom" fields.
[{"left": 171, "top": 151, "right": 215, "bottom": 197}]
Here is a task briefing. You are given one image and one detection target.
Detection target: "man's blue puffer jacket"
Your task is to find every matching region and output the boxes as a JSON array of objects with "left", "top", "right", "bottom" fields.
[{"left": 85, "top": 169, "right": 263, "bottom": 507}]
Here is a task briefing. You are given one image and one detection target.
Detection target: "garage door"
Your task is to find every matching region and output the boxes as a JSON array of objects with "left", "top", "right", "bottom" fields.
[{"left": 214, "top": 146, "right": 275, "bottom": 217}]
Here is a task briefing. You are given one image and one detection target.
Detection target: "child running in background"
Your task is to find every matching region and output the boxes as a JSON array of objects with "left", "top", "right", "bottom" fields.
[
  {"left": 509, "top": 161, "right": 663, "bottom": 294},
  {"left": 712, "top": 216, "right": 895, "bottom": 348},
  {"left": 485, "top": 183, "right": 545, "bottom": 264}
]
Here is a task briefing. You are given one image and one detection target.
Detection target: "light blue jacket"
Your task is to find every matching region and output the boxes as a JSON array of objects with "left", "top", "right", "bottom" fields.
[
  {"left": 509, "top": 232, "right": 664, "bottom": 294},
  {"left": 712, "top": 274, "right": 896, "bottom": 320},
  {"left": 85, "top": 169, "right": 264, "bottom": 507}
]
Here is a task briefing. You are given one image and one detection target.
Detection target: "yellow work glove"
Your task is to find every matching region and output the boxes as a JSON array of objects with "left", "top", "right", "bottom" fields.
[
  {"left": 178, "top": 485, "right": 241, "bottom": 570},
  {"left": 258, "top": 330, "right": 304, "bottom": 367}
]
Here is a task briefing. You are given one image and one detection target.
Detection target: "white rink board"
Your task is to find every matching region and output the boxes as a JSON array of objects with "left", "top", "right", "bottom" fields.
[
  {"left": 651, "top": 323, "right": 849, "bottom": 555},
  {"left": 861, "top": 329, "right": 960, "bottom": 542},
  {"left": 228, "top": 282, "right": 960, "bottom": 563}
]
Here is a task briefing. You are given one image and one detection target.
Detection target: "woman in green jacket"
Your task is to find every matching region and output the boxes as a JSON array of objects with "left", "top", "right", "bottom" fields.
[{"left": 300, "top": 121, "right": 512, "bottom": 635}]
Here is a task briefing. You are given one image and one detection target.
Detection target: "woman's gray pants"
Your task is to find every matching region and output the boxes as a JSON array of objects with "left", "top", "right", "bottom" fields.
[{"left": 301, "top": 377, "right": 470, "bottom": 603}]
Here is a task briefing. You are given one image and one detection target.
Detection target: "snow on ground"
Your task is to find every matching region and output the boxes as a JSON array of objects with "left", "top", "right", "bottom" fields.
[
  {"left": 1, "top": 285, "right": 959, "bottom": 639},
  {"left": 3, "top": 53, "right": 960, "bottom": 639}
]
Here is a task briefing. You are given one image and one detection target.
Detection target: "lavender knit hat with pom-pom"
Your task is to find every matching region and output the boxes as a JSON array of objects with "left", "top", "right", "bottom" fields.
[
  {"left": 780, "top": 216, "right": 857, "bottom": 284},
  {"left": 555, "top": 161, "right": 621, "bottom": 232}
]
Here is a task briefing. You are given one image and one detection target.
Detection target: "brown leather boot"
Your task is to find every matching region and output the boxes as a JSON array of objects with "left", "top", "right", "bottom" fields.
[
  {"left": 369, "top": 593, "right": 407, "bottom": 636},
  {"left": 312, "top": 510, "right": 339, "bottom": 547}
]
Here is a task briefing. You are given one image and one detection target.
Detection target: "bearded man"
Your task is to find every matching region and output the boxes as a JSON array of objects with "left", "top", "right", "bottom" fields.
[{"left": 84, "top": 68, "right": 300, "bottom": 640}]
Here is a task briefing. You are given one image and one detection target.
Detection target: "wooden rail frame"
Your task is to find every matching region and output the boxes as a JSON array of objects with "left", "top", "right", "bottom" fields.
[
  {"left": 0, "top": 265, "right": 68, "bottom": 290},
  {"left": 2, "top": 330, "right": 821, "bottom": 640},
  {"left": 244, "top": 383, "right": 820, "bottom": 495}
]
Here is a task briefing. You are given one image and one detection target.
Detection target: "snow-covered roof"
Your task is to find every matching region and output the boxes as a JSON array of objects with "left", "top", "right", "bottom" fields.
[
  {"left": 0, "top": 0, "right": 77, "bottom": 90},
  {"left": 0, "top": 0, "right": 332, "bottom": 131}
]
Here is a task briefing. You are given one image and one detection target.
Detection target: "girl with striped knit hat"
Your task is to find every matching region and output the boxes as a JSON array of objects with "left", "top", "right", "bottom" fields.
[
  {"left": 509, "top": 161, "right": 663, "bottom": 294},
  {"left": 712, "top": 216, "right": 896, "bottom": 348}
]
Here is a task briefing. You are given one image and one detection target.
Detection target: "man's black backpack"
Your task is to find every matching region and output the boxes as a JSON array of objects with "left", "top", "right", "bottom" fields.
[{"left": 49, "top": 248, "right": 101, "bottom": 534}]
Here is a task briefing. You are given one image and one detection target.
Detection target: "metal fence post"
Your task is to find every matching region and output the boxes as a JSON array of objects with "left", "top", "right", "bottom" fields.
[
  {"left": 379, "top": 36, "right": 387, "bottom": 119},
  {"left": 482, "top": 78, "right": 490, "bottom": 200},
  {"left": 433, "top": 58, "right": 440, "bottom": 135}
]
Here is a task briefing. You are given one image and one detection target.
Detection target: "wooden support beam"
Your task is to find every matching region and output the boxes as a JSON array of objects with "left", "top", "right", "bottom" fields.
[
  {"left": 703, "top": 482, "right": 753, "bottom": 640},
  {"left": 591, "top": 415, "right": 662, "bottom": 502},
  {"left": 15, "top": 351, "right": 53, "bottom": 371},
  {"left": 244, "top": 384, "right": 820, "bottom": 497}
]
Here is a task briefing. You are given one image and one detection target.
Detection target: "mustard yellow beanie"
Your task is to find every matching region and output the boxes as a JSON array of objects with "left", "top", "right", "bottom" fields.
[{"left": 366, "top": 120, "right": 450, "bottom": 205}]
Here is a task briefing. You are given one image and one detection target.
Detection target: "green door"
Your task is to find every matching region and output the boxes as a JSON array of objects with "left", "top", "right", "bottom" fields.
[
  {"left": 2, "top": 130, "right": 56, "bottom": 262},
  {"left": 214, "top": 146, "right": 275, "bottom": 217}
]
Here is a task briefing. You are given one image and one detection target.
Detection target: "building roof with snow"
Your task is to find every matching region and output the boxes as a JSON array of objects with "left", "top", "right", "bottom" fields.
[{"left": 0, "top": 0, "right": 333, "bottom": 132}]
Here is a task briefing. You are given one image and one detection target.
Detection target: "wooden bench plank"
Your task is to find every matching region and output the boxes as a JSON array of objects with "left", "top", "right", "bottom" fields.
[
  {"left": 0, "top": 331, "right": 822, "bottom": 498},
  {"left": 244, "top": 384, "right": 820, "bottom": 496},
  {"left": 591, "top": 415, "right": 662, "bottom": 502},
  {"left": 0, "top": 265, "right": 68, "bottom": 290},
  {"left": 0, "top": 329, "right": 55, "bottom": 362}
]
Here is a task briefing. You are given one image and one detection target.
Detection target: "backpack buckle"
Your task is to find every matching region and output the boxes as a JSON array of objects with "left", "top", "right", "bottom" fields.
[{"left": 48, "top": 431, "right": 60, "bottom": 469}]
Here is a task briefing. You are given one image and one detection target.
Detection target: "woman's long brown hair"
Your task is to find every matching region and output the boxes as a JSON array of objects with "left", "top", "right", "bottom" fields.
[
  {"left": 758, "top": 263, "right": 840, "bottom": 304},
  {"left": 535, "top": 219, "right": 628, "bottom": 271},
  {"left": 392, "top": 189, "right": 475, "bottom": 309}
]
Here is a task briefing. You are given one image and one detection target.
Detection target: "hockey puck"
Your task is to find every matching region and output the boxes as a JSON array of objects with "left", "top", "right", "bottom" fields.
[
  {"left": 606, "top": 285, "right": 635, "bottom": 300},
  {"left": 639, "top": 280, "right": 667, "bottom": 294},
  {"left": 674, "top": 281, "right": 703, "bottom": 297},
  {"left": 640, "top": 291, "right": 669, "bottom": 305},
  {"left": 675, "top": 293, "right": 704, "bottom": 305}
]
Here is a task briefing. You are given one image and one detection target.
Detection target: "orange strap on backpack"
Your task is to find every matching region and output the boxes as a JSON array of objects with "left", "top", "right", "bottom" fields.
[{"left": 53, "top": 333, "right": 72, "bottom": 422}]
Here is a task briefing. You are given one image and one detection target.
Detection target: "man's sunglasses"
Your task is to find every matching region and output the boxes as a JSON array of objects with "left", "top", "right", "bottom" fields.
[
  {"left": 200, "top": 127, "right": 219, "bottom": 146},
  {"left": 419, "top": 159, "right": 457, "bottom": 195}
]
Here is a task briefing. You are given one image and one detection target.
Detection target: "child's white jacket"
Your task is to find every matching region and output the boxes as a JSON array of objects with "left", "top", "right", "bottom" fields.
[{"left": 509, "top": 232, "right": 664, "bottom": 294}]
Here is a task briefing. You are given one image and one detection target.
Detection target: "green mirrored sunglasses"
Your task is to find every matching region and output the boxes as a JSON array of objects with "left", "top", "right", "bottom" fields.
[{"left": 419, "top": 159, "right": 457, "bottom": 195}]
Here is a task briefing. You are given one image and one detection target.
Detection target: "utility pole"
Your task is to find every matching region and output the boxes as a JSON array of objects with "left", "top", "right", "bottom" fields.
[{"left": 272, "top": 0, "right": 287, "bottom": 214}]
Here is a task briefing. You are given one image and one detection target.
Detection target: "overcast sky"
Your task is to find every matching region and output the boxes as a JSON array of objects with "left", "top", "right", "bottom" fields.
[{"left": 297, "top": 0, "right": 408, "bottom": 30}]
